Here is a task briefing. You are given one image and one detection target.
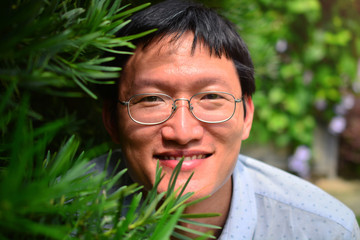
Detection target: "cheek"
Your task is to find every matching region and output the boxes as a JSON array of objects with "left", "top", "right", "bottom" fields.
[
  {"left": 117, "top": 108, "right": 153, "bottom": 146},
  {"left": 118, "top": 122, "right": 158, "bottom": 159},
  {"left": 117, "top": 117, "right": 162, "bottom": 189},
  {"left": 119, "top": 124, "right": 161, "bottom": 149},
  {"left": 210, "top": 114, "right": 244, "bottom": 148},
  {"left": 120, "top": 137, "right": 155, "bottom": 190}
]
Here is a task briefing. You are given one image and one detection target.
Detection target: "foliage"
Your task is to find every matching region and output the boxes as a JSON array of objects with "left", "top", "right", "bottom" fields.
[
  {"left": 219, "top": 0, "right": 360, "bottom": 150},
  {"left": 0, "top": 0, "right": 218, "bottom": 239},
  {"left": 0, "top": 0, "right": 155, "bottom": 99},
  {"left": 0, "top": 0, "right": 156, "bottom": 147}
]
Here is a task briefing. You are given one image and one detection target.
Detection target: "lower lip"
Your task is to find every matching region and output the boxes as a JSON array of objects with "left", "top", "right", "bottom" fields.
[{"left": 158, "top": 158, "right": 206, "bottom": 171}]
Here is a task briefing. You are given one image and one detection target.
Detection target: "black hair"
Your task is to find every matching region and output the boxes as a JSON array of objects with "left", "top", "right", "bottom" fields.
[{"left": 99, "top": 0, "right": 255, "bottom": 100}]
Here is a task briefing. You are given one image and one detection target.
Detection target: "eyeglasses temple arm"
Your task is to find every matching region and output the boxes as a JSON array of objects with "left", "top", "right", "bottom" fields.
[
  {"left": 118, "top": 100, "right": 128, "bottom": 106},
  {"left": 235, "top": 97, "right": 246, "bottom": 119}
]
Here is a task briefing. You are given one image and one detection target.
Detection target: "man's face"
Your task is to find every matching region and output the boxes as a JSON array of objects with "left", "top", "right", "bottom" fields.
[{"left": 104, "top": 33, "right": 254, "bottom": 199}]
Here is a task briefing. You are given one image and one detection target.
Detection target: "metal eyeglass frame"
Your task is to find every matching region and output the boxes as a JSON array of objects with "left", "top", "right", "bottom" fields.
[{"left": 118, "top": 91, "right": 246, "bottom": 125}]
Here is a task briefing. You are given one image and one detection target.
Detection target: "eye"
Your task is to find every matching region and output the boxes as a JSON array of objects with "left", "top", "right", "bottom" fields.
[
  {"left": 139, "top": 95, "right": 165, "bottom": 102},
  {"left": 201, "top": 93, "right": 224, "bottom": 100},
  {"left": 131, "top": 94, "right": 167, "bottom": 105}
]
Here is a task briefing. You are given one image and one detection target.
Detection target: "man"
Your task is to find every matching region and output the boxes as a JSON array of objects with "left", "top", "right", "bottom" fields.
[{"left": 100, "top": 0, "right": 360, "bottom": 239}]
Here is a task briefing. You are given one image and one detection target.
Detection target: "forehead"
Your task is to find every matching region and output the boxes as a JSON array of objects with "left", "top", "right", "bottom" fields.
[
  {"left": 119, "top": 32, "right": 240, "bottom": 96},
  {"left": 131, "top": 33, "right": 211, "bottom": 64}
]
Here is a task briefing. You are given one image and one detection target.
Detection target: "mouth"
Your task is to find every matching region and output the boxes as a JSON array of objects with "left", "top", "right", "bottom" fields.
[
  {"left": 154, "top": 154, "right": 211, "bottom": 161},
  {"left": 153, "top": 152, "right": 212, "bottom": 170}
]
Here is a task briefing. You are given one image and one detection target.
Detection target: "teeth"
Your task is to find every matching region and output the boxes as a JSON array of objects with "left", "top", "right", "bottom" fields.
[{"left": 160, "top": 155, "right": 206, "bottom": 161}]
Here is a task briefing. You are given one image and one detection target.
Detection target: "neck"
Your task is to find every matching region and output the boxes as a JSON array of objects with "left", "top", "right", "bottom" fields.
[{"left": 174, "top": 177, "right": 233, "bottom": 239}]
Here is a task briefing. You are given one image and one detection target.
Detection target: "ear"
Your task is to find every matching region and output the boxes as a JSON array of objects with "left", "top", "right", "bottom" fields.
[
  {"left": 102, "top": 100, "right": 121, "bottom": 144},
  {"left": 241, "top": 96, "right": 254, "bottom": 140}
]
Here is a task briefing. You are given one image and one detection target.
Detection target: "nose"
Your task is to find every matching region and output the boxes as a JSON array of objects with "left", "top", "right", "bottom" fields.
[{"left": 161, "top": 99, "right": 204, "bottom": 145}]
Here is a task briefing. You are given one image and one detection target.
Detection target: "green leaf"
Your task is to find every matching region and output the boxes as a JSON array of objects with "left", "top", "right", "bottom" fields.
[
  {"left": 180, "top": 213, "right": 221, "bottom": 218},
  {"left": 268, "top": 87, "right": 285, "bottom": 104},
  {"left": 48, "top": 135, "right": 79, "bottom": 178},
  {"left": 150, "top": 205, "right": 185, "bottom": 240},
  {"left": 72, "top": 75, "right": 98, "bottom": 99},
  {"left": 267, "top": 113, "right": 289, "bottom": 132},
  {"left": 178, "top": 218, "right": 222, "bottom": 230},
  {"left": 113, "top": 3, "right": 151, "bottom": 19},
  {"left": 175, "top": 224, "right": 216, "bottom": 239}
]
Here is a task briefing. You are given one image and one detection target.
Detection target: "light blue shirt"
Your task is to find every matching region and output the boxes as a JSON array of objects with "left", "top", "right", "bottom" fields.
[{"left": 219, "top": 155, "right": 360, "bottom": 239}]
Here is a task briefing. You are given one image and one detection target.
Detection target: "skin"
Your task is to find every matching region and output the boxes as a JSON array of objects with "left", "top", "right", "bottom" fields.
[{"left": 103, "top": 32, "right": 254, "bottom": 237}]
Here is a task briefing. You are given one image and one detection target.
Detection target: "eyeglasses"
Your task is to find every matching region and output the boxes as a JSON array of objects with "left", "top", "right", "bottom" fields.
[{"left": 118, "top": 91, "right": 244, "bottom": 125}]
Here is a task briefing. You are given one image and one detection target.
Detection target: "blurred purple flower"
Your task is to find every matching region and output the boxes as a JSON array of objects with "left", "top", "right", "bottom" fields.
[
  {"left": 334, "top": 94, "right": 355, "bottom": 115},
  {"left": 334, "top": 104, "right": 347, "bottom": 115},
  {"left": 353, "top": 81, "right": 360, "bottom": 93},
  {"left": 328, "top": 116, "right": 346, "bottom": 134},
  {"left": 288, "top": 145, "right": 311, "bottom": 178},
  {"left": 342, "top": 94, "right": 355, "bottom": 110},
  {"left": 294, "top": 145, "right": 311, "bottom": 161},
  {"left": 303, "top": 70, "right": 313, "bottom": 85},
  {"left": 315, "top": 99, "right": 327, "bottom": 111},
  {"left": 276, "top": 39, "right": 288, "bottom": 53}
]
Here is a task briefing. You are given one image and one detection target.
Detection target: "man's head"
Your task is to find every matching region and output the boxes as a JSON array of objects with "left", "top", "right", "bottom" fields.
[
  {"left": 102, "top": 0, "right": 255, "bottom": 100},
  {"left": 102, "top": 0, "right": 255, "bottom": 199}
]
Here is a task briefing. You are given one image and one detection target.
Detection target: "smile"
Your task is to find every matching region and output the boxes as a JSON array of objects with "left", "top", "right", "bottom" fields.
[
  {"left": 154, "top": 153, "right": 212, "bottom": 170},
  {"left": 160, "top": 155, "right": 208, "bottom": 161}
]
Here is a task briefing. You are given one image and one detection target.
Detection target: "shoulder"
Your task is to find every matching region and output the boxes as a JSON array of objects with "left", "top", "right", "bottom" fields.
[
  {"left": 236, "top": 155, "right": 359, "bottom": 237},
  {"left": 90, "top": 149, "right": 125, "bottom": 174},
  {"left": 90, "top": 149, "right": 133, "bottom": 189}
]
